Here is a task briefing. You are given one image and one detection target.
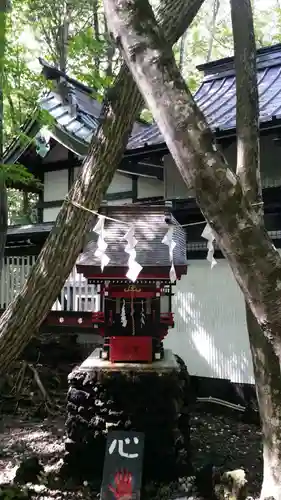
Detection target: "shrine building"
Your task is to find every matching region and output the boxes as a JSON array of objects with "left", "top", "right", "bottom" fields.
[{"left": 4, "top": 43, "right": 281, "bottom": 403}]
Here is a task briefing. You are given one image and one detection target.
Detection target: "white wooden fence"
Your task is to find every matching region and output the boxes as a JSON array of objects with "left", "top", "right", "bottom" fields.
[{"left": 0, "top": 256, "right": 99, "bottom": 312}]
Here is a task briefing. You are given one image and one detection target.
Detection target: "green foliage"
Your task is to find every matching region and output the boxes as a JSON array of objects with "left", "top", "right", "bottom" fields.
[
  {"left": 2, "top": 4, "right": 44, "bottom": 154},
  {"left": 23, "top": 0, "right": 116, "bottom": 93},
  {"left": 0, "top": 485, "right": 30, "bottom": 500},
  {"left": 0, "top": 163, "right": 42, "bottom": 189},
  {"left": 172, "top": 0, "right": 281, "bottom": 92},
  {"left": 140, "top": 108, "right": 153, "bottom": 123}
]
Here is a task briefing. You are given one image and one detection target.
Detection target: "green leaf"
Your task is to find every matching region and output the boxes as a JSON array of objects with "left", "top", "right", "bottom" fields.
[{"left": 0, "top": 163, "right": 43, "bottom": 188}]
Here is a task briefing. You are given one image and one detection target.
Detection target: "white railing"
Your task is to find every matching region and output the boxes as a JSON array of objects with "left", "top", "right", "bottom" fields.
[
  {"left": 0, "top": 256, "right": 37, "bottom": 308},
  {"left": 52, "top": 267, "right": 100, "bottom": 312},
  {"left": 0, "top": 256, "right": 99, "bottom": 312}
]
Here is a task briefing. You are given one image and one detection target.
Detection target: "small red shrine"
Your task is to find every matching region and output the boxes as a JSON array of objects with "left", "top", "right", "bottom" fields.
[{"left": 76, "top": 204, "right": 187, "bottom": 363}]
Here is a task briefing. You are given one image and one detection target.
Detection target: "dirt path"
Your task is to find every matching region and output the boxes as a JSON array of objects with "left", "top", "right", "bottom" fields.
[
  {"left": 0, "top": 409, "right": 262, "bottom": 498},
  {"left": 0, "top": 415, "right": 65, "bottom": 484}
]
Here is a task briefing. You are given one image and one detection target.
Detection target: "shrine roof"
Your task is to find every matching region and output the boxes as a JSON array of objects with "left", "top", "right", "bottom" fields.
[
  {"left": 6, "top": 44, "right": 281, "bottom": 180},
  {"left": 3, "top": 59, "right": 150, "bottom": 168},
  {"left": 38, "top": 44, "right": 281, "bottom": 155},
  {"left": 38, "top": 59, "right": 149, "bottom": 156},
  {"left": 127, "top": 43, "right": 281, "bottom": 151},
  {"left": 77, "top": 205, "right": 187, "bottom": 269}
]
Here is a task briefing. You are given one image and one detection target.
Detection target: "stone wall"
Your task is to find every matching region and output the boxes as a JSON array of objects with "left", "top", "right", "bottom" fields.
[{"left": 63, "top": 350, "right": 192, "bottom": 485}]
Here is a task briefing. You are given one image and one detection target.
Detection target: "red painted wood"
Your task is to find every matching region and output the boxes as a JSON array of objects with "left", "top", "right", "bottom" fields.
[
  {"left": 160, "top": 312, "right": 174, "bottom": 326},
  {"left": 110, "top": 336, "right": 153, "bottom": 362},
  {"left": 92, "top": 311, "right": 105, "bottom": 323},
  {"left": 109, "top": 290, "right": 157, "bottom": 298},
  {"left": 76, "top": 264, "right": 187, "bottom": 280},
  {"left": 43, "top": 311, "right": 93, "bottom": 328}
]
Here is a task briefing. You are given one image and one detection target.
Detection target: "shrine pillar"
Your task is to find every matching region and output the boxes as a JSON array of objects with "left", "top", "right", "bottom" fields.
[{"left": 62, "top": 349, "right": 192, "bottom": 484}]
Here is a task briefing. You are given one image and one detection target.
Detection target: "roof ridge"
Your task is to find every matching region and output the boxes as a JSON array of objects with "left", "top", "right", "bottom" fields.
[
  {"left": 39, "top": 58, "right": 97, "bottom": 96},
  {"left": 197, "top": 43, "right": 281, "bottom": 77}
]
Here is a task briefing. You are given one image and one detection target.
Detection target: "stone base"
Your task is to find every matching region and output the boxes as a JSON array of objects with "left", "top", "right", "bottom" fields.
[{"left": 63, "top": 349, "right": 192, "bottom": 484}]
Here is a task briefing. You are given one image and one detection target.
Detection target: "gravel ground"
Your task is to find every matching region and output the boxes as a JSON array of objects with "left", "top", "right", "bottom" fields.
[
  {"left": 0, "top": 408, "right": 263, "bottom": 499},
  {"left": 190, "top": 409, "right": 262, "bottom": 496}
]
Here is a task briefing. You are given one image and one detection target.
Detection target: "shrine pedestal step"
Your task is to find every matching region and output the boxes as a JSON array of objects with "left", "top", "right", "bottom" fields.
[{"left": 63, "top": 349, "right": 192, "bottom": 484}]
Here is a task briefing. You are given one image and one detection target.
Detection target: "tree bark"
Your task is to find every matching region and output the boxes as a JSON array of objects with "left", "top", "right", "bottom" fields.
[
  {"left": 231, "top": 1, "right": 281, "bottom": 497},
  {"left": 206, "top": 0, "right": 220, "bottom": 63},
  {"left": 0, "top": 0, "right": 205, "bottom": 374},
  {"left": 93, "top": 0, "right": 101, "bottom": 73},
  {"left": 103, "top": 0, "right": 281, "bottom": 372},
  {"left": 231, "top": 0, "right": 262, "bottom": 221},
  {"left": 0, "top": 1, "right": 8, "bottom": 274}
]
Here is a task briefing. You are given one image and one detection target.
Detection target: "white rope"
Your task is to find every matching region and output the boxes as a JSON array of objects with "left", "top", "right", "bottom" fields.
[
  {"left": 68, "top": 198, "right": 207, "bottom": 229},
  {"left": 67, "top": 198, "right": 264, "bottom": 228},
  {"left": 181, "top": 220, "right": 206, "bottom": 228},
  {"left": 66, "top": 197, "right": 264, "bottom": 272},
  {"left": 66, "top": 198, "right": 130, "bottom": 226}
]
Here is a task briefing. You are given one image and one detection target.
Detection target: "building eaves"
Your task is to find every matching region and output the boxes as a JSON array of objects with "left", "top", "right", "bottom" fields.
[
  {"left": 6, "top": 44, "right": 281, "bottom": 170},
  {"left": 126, "top": 43, "right": 281, "bottom": 151}
]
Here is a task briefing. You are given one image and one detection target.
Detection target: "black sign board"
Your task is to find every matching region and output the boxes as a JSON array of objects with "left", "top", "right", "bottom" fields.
[{"left": 100, "top": 431, "right": 145, "bottom": 500}]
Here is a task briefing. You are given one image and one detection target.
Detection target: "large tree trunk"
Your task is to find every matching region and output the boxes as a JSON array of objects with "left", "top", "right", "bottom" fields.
[
  {"left": 106, "top": 0, "right": 281, "bottom": 496},
  {"left": 246, "top": 304, "right": 281, "bottom": 499},
  {"left": 103, "top": 0, "right": 281, "bottom": 460},
  {"left": 0, "top": 1, "right": 8, "bottom": 274},
  {"left": 230, "top": 0, "right": 281, "bottom": 497},
  {"left": 104, "top": 4, "right": 281, "bottom": 499},
  {"left": 0, "top": 0, "right": 205, "bottom": 374},
  {"left": 0, "top": 175, "right": 7, "bottom": 273}
]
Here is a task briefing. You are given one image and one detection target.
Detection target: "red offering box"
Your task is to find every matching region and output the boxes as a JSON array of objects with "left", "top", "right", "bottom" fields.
[{"left": 110, "top": 336, "right": 152, "bottom": 363}]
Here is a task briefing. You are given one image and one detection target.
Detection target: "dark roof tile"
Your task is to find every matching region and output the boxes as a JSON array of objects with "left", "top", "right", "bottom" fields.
[
  {"left": 7, "top": 45, "right": 281, "bottom": 168},
  {"left": 77, "top": 205, "right": 187, "bottom": 268},
  {"left": 127, "top": 44, "right": 281, "bottom": 150}
]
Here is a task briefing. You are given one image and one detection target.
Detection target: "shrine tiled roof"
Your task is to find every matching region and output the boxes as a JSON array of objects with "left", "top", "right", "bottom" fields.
[
  {"left": 5, "top": 44, "right": 281, "bottom": 171},
  {"left": 77, "top": 205, "right": 187, "bottom": 269},
  {"left": 128, "top": 43, "right": 281, "bottom": 150},
  {"left": 39, "top": 44, "right": 281, "bottom": 154},
  {"left": 38, "top": 59, "right": 149, "bottom": 157}
]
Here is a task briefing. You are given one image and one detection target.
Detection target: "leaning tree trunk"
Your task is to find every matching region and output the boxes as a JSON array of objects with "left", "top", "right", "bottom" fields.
[
  {"left": 231, "top": 0, "right": 281, "bottom": 497},
  {"left": 0, "top": 0, "right": 205, "bottom": 374},
  {"left": 246, "top": 305, "right": 281, "bottom": 499},
  {"left": 0, "top": 1, "right": 8, "bottom": 274},
  {"left": 0, "top": 175, "right": 7, "bottom": 273},
  {"left": 103, "top": 0, "right": 281, "bottom": 422}
]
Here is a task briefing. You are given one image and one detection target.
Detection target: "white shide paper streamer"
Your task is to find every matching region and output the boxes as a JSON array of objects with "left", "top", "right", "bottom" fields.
[
  {"left": 201, "top": 223, "right": 217, "bottom": 268},
  {"left": 124, "top": 226, "right": 143, "bottom": 282},
  {"left": 162, "top": 226, "right": 177, "bottom": 282},
  {"left": 93, "top": 215, "right": 110, "bottom": 271},
  {"left": 121, "top": 299, "right": 127, "bottom": 327}
]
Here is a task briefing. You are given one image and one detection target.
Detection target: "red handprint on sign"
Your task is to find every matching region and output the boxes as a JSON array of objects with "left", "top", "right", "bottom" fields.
[{"left": 108, "top": 469, "right": 133, "bottom": 500}]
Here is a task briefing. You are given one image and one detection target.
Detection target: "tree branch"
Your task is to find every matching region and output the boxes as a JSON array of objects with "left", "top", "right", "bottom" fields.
[
  {"left": 179, "top": 31, "right": 188, "bottom": 73},
  {"left": 206, "top": 0, "right": 220, "bottom": 63},
  {"left": 103, "top": 0, "right": 281, "bottom": 349},
  {"left": 230, "top": 0, "right": 262, "bottom": 222}
]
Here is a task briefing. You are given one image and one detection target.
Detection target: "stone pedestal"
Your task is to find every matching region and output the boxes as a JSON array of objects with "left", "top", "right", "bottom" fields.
[{"left": 64, "top": 349, "right": 191, "bottom": 484}]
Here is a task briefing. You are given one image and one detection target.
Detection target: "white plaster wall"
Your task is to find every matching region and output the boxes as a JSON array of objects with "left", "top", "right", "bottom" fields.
[
  {"left": 74, "top": 166, "right": 80, "bottom": 180},
  {"left": 44, "top": 170, "right": 68, "bottom": 202},
  {"left": 164, "top": 154, "right": 194, "bottom": 200},
  {"left": 137, "top": 177, "right": 164, "bottom": 199},
  {"left": 108, "top": 199, "right": 132, "bottom": 205},
  {"left": 164, "top": 259, "right": 254, "bottom": 384},
  {"left": 43, "top": 207, "right": 60, "bottom": 222},
  {"left": 74, "top": 168, "right": 132, "bottom": 193},
  {"left": 107, "top": 172, "right": 132, "bottom": 193}
]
